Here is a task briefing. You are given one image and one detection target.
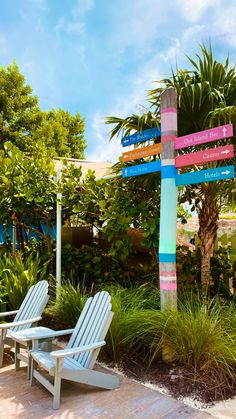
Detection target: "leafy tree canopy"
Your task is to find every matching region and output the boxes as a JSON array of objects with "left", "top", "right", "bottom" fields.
[
  {"left": 31, "top": 109, "right": 86, "bottom": 159},
  {"left": 0, "top": 62, "right": 86, "bottom": 158}
]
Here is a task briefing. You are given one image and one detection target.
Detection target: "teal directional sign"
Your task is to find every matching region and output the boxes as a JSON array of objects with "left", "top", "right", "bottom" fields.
[
  {"left": 122, "top": 160, "right": 161, "bottom": 178},
  {"left": 176, "top": 165, "right": 235, "bottom": 187},
  {"left": 122, "top": 127, "right": 161, "bottom": 147}
]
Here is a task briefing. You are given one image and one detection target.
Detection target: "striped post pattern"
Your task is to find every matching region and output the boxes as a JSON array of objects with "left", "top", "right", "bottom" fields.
[{"left": 159, "top": 88, "right": 178, "bottom": 310}]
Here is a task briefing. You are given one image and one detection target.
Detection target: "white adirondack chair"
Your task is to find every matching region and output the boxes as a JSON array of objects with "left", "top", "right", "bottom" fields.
[
  {"left": 29, "top": 291, "right": 119, "bottom": 410},
  {"left": 0, "top": 280, "right": 49, "bottom": 370}
]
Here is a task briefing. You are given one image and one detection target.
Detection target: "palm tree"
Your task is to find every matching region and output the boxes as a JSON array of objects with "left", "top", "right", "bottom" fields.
[
  {"left": 150, "top": 44, "right": 236, "bottom": 296},
  {"left": 106, "top": 44, "right": 236, "bottom": 296}
]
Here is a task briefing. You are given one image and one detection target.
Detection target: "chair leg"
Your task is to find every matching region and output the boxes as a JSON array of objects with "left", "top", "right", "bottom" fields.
[
  {"left": 26, "top": 343, "right": 32, "bottom": 380},
  {"left": 30, "top": 357, "right": 36, "bottom": 386},
  {"left": 53, "top": 358, "right": 63, "bottom": 410},
  {"left": 0, "top": 330, "right": 5, "bottom": 368},
  {"left": 15, "top": 342, "right": 20, "bottom": 371}
]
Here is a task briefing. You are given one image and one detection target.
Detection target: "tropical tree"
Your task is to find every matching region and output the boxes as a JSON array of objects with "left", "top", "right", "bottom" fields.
[
  {"left": 0, "top": 142, "right": 56, "bottom": 265},
  {"left": 31, "top": 109, "right": 86, "bottom": 159},
  {"left": 0, "top": 61, "right": 41, "bottom": 150},
  {"left": 106, "top": 44, "right": 236, "bottom": 296},
  {"left": 0, "top": 62, "right": 86, "bottom": 158},
  {"left": 149, "top": 44, "right": 236, "bottom": 295}
]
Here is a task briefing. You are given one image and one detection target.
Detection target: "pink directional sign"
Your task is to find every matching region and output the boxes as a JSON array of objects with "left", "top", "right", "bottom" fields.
[
  {"left": 175, "top": 145, "right": 234, "bottom": 168},
  {"left": 175, "top": 123, "right": 233, "bottom": 150}
]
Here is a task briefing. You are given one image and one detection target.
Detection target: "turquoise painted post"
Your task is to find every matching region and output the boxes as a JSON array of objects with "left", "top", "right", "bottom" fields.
[{"left": 159, "top": 88, "right": 178, "bottom": 310}]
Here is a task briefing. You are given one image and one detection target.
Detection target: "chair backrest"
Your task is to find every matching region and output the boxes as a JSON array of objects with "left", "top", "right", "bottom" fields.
[
  {"left": 68, "top": 291, "right": 113, "bottom": 369},
  {"left": 10, "top": 280, "right": 49, "bottom": 332}
]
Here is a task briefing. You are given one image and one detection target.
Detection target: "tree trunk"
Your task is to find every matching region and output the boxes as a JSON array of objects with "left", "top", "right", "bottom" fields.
[{"left": 198, "top": 195, "right": 219, "bottom": 297}]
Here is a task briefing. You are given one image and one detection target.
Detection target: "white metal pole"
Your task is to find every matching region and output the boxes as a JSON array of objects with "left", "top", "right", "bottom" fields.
[
  {"left": 56, "top": 169, "right": 62, "bottom": 296},
  {"left": 12, "top": 220, "right": 16, "bottom": 256}
]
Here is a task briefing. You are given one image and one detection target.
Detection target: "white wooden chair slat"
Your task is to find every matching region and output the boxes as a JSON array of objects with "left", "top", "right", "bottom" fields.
[
  {"left": 67, "top": 295, "right": 98, "bottom": 349},
  {"left": 79, "top": 309, "right": 111, "bottom": 368},
  {"left": 0, "top": 280, "right": 49, "bottom": 368},
  {"left": 12, "top": 281, "right": 49, "bottom": 332},
  {"left": 77, "top": 293, "right": 111, "bottom": 366},
  {"left": 29, "top": 291, "right": 119, "bottom": 409},
  {"left": 14, "top": 281, "right": 47, "bottom": 323},
  {"left": 68, "top": 291, "right": 110, "bottom": 364},
  {"left": 76, "top": 293, "right": 111, "bottom": 367}
]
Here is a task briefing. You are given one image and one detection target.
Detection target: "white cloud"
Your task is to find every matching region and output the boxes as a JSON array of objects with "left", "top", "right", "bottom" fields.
[
  {"left": 114, "top": 0, "right": 172, "bottom": 50},
  {"left": 177, "top": 0, "right": 217, "bottom": 23},
  {"left": 56, "top": 18, "right": 85, "bottom": 35},
  {"left": 158, "top": 38, "right": 181, "bottom": 63},
  {"left": 86, "top": 57, "right": 164, "bottom": 163},
  {"left": 182, "top": 25, "right": 205, "bottom": 45},
  {"left": 86, "top": 113, "right": 123, "bottom": 163},
  {"left": 210, "top": 6, "right": 236, "bottom": 47},
  {"left": 55, "top": 0, "right": 94, "bottom": 36},
  {"left": 31, "top": 0, "right": 48, "bottom": 11},
  {"left": 73, "top": 0, "right": 94, "bottom": 17}
]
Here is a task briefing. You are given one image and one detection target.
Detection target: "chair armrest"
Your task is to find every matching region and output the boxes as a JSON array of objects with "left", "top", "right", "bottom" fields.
[
  {"left": 0, "top": 316, "right": 42, "bottom": 330},
  {"left": 51, "top": 341, "right": 106, "bottom": 358},
  {"left": 0, "top": 310, "right": 18, "bottom": 318},
  {"left": 28, "top": 329, "right": 74, "bottom": 342}
]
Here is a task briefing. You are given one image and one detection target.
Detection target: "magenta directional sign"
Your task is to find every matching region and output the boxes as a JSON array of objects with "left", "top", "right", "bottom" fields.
[
  {"left": 176, "top": 165, "right": 235, "bottom": 187},
  {"left": 175, "top": 124, "right": 233, "bottom": 150},
  {"left": 175, "top": 145, "right": 234, "bottom": 168}
]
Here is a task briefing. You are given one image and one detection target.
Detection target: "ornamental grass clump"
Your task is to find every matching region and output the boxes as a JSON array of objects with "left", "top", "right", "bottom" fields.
[
  {"left": 100, "top": 284, "right": 160, "bottom": 363},
  {"left": 45, "top": 282, "right": 87, "bottom": 330},
  {"left": 155, "top": 297, "right": 236, "bottom": 386}
]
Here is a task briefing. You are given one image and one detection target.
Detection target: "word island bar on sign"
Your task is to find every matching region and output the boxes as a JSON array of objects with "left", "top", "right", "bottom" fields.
[
  {"left": 122, "top": 160, "right": 161, "bottom": 178},
  {"left": 175, "top": 124, "right": 233, "bottom": 150},
  {"left": 176, "top": 165, "right": 235, "bottom": 187},
  {"left": 122, "top": 127, "right": 161, "bottom": 147},
  {"left": 122, "top": 143, "right": 161, "bottom": 163},
  {"left": 175, "top": 145, "right": 234, "bottom": 168}
]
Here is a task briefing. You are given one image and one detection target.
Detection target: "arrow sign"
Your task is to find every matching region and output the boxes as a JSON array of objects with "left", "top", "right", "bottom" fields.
[
  {"left": 175, "top": 145, "right": 234, "bottom": 168},
  {"left": 176, "top": 165, "right": 235, "bottom": 187},
  {"left": 122, "top": 127, "right": 161, "bottom": 147},
  {"left": 122, "top": 160, "right": 161, "bottom": 178},
  {"left": 175, "top": 123, "right": 233, "bottom": 150},
  {"left": 122, "top": 143, "right": 161, "bottom": 162}
]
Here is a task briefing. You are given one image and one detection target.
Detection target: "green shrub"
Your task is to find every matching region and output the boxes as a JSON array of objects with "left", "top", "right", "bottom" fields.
[
  {"left": 0, "top": 253, "right": 49, "bottom": 309},
  {"left": 177, "top": 245, "right": 236, "bottom": 296},
  {"left": 61, "top": 243, "right": 156, "bottom": 288},
  {"left": 45, "top": 282, "right": 87, "bottom": 329}
]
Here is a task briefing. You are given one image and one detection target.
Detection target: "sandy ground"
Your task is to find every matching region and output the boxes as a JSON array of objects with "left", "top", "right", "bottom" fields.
[
  {"left": 143, "top": 380, "right": 236, "bottom": 418},
  {"left": 203, "top": 398, "right": 236, "bottom": 418}
]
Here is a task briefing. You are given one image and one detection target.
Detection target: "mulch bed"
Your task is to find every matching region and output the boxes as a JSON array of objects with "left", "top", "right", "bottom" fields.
[{"left": 119, "top": 358, "right": 236, "bottom": 405}]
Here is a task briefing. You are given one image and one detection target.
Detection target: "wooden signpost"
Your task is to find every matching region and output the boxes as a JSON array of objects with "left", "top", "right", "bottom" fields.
[
  {"left": 158, "top": 89, "right": 178, "bottom": 309},
  {"left": 121, "top": 88, "right": 235, "bottom": 311}
]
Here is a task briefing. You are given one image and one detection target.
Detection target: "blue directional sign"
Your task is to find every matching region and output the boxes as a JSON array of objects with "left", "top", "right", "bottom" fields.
[
  {"left": 122, "top": 160, "right": 161, "bottom": 178},
  {"left": 176, "top": 165, "right": 235, "bottom": 187},
  {"left": 122, "top": 127, "right": 161, "bottom": 147}
]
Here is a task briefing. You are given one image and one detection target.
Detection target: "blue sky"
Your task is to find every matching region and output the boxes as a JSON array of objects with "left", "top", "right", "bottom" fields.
[{"left": 1, "top": 0, "right": 236, "bottom": 162}]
